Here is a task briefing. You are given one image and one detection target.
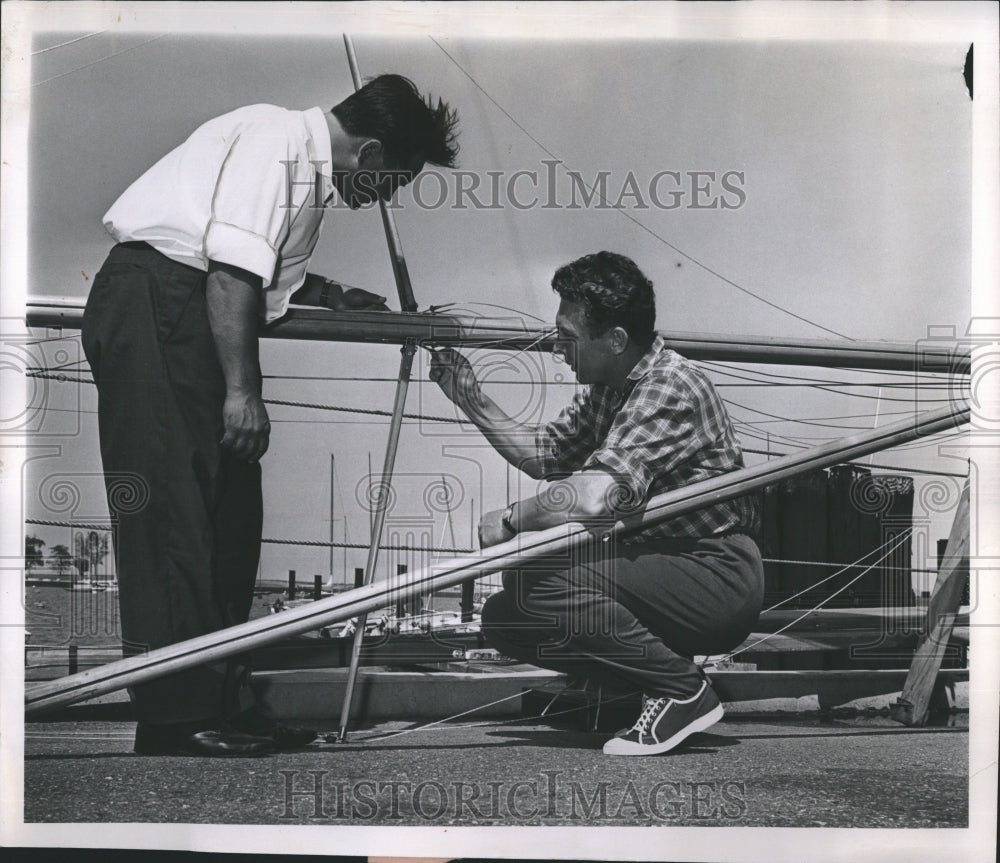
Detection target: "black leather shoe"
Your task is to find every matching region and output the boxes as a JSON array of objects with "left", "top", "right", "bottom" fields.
[
  {"left": 134, "top": 722, "right": 275, "bottom": 757},
  {"left": 227, "top": 708, "right": 318, "bottom": 749}
]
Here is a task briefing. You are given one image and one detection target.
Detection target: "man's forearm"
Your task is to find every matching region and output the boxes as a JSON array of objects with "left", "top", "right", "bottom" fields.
[
  {"left": 206, "top": 262, "right": 263, "bottom": 394},
  {"left": 289, "top": 272, "right": 325, "bottom": 307},
  {"left": 456, "top": 390, "right": 546, "bottom": 479},
  {"left": 511, "top": 470, "right": 621, "bottom": 533}
]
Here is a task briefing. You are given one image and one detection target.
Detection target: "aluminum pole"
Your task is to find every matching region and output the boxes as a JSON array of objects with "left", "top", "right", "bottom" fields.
[{"left": 25, "top": 299, "right": 972, "bottom": 374}]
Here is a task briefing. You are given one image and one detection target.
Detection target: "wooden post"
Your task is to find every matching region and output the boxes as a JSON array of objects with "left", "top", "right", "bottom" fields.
[
  {"left": 461, "top": 580, "right": 475, "bottom": 623},
  {"left": 395, "top": 564, "right": 408, "bottom": 619},
  {"left": 891, "top": 481, "right": 970, "bottom": 726},
  {"left": 354, "top": 567, "right": 364, "bottom": 589},
  {"left": 313, "top": 575, "right": 322, "bottom": 601},
  {"left": 287, "top": 570, "right": 296, "bottom": 601}
]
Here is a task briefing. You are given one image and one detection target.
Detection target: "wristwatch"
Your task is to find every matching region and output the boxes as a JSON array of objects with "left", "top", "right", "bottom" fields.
[{"left": 501, "top": 502, "right": 517, "bottom": 535}]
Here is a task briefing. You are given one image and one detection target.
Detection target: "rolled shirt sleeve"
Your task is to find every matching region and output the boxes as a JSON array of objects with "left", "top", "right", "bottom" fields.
[
  {"left": 102, "top": 104, "right": 333, "bottom": 324},
  {"left": 204, "top": 132, "right": 293, "bottom": 288}
]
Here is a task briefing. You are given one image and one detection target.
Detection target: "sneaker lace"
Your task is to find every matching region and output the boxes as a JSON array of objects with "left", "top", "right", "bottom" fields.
[{"left": 631, "top": 696, "right": 668, "bottom": 733}]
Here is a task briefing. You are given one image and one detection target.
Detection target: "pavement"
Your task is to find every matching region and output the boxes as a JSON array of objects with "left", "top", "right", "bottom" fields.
[{"left": 23, "top": 710, "right": 968, "bottom": 828}]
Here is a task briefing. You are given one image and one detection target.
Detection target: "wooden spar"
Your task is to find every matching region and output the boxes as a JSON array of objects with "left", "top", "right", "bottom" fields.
[
  {"left": 343, "top": 34, "right": 417, "bottom": 312},
  {"left": 891, "top": 481, "right": 971, "bottom": 726},
  {"left": 23, "top": 400, "right": 968, "bottom": 717},
  {"left": 25, "top": 300, "right": 972, "bottom": 373}
]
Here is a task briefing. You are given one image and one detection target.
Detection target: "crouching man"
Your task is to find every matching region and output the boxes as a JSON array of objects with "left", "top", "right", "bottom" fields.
[{"left": 429, "top": 251, "right": 763, "bottom": 756}]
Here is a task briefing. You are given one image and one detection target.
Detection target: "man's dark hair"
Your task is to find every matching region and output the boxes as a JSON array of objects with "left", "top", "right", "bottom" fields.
[
  {"left": 551, "top": 251, "right": 657, "bottom": 347},
  {"left": 332, "top": 73, "right": 459, "bottom": 168}
]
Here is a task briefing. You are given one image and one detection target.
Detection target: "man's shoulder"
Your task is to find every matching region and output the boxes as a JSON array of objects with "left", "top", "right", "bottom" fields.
[
  {"left": 196, "top": 104, "right": 308, "bottom": 137},
  {"left": 641, "top": 344, "right": 693, "bottom": 381},
  {"left": 638, "top": 346, "right": 717, "bottom": 398}
]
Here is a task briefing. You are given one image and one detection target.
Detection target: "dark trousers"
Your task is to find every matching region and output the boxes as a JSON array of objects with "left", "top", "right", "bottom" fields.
[
  {"left": 481, "top": 532, "right": 763, "bottom": 699},
  {"left": 81, "top": 242, "right": 262, "bottom": 725}
]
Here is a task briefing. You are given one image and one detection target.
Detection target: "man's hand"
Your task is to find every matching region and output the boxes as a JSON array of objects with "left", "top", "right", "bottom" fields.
[
  {"left": 478, "top": 507, "right": 515, "bottom": 549},
  {"left": 205, "top": 261, "right": 269, "bottom": 464},
  {"left": 221, "top": 390, "right": 270, "bottom": 462},
  {"left": 428, "top": 347, "right": 482, "bottom": 407},
  {"left": 338, "top": 286, "right": 389, "bottom": 311},
  {"left": 290, "top": 275, "right": 390, "bottom": 311}
]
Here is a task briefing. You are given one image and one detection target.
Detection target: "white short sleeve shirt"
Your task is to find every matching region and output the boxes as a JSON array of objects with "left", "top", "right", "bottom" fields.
[{"left": 103, "top": 104, "right": 335, "bottom": 323}]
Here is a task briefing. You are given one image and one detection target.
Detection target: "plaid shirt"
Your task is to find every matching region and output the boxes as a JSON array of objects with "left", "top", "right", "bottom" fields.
[{"left": 534, "top": 335, "right": 760, "bottom": 543}]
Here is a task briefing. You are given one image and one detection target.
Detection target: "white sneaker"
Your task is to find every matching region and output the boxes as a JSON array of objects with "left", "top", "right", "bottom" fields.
[{"left": 602, "top": 680, "right": 723, "bottom": 756}]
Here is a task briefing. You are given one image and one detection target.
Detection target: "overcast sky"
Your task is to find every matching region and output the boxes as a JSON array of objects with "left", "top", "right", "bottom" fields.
[{"left": 6, "top": 5, "right": 987, "bottom": 590}]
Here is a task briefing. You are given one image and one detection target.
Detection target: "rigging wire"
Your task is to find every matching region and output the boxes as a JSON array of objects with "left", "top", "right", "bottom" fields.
[
  {"left": 32, "top": 34, "right": 168, "bottom": 88},
  {"left": 32, "top": 31, "right": 109, "bottom": 55},
  {"left": 726, "top": 399, "right": 916, "bottom": 430},
  {"left": 739, "top": 409, "right": 915, "bottom": 426},
  {"left": 19, "top": 334, "right": 82, "bottom": 347},
  {"left": 707, "top": 530, "right": 914, "bottom": 665},
  {"left": 757, "top": 532, "right": 912, "bottom": 615},
  {"left": 702, "top": 359, "right": 960, "bottom": 383},
  {"left": 429, "top": 36, "right": 852, "bottom": 341},
  {"left": 426, "top": 300, "right": 549, "bottom": 323},
  {"left": 706, "top": 363, "right": 960, "bottom": 404}
]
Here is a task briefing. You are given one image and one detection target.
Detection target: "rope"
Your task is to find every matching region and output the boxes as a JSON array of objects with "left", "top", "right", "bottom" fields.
[
  {"left": 24, "top": 519, "right": 475, "bottom": 554},
  {"left": 262, "top": 537, "right": 474, "bottom": 554},
  {"left": 27, "top": 519, "right": 112, "bottom": 532},
  {"left": 23, "top": 373, "right": 467, "bottom": 425}
]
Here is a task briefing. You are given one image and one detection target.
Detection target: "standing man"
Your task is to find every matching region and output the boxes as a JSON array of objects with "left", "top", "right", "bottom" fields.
[
  {"left": 82, "top": 75, "right": 459, "bottom": 757},
  {"left": 429, "top": 251, "right": 762, "bottom": 756}
]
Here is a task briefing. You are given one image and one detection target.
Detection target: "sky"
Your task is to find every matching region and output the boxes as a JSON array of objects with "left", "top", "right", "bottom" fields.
[{"left": 4, "top": 6, "right": 989, "bottom": 593}]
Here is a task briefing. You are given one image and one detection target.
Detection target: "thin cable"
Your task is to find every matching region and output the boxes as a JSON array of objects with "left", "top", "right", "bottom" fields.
[
  {"left": 707, "top": 363, "right": 958, "bottom": 404},
  {"left": 703, "top": 360, "right": 956, "bottom": 384},
  {"left": 20, "top": 334, "right": 82, "bottom": 346},
  {"left": 430, "top": 38, "right": 851, "bottom": 340},
  {"left": 264, "top": 397, "right": 463, "bottom": 425},
  {"left": 759, "top": 533, "right": 909, "bottom": 615},
  {"left": 359, "top": 687, "right": 640, "bottom": 743},
  {"left": 711, "top": 530, "right": 913, "bottom": 663},
  {"left": 32, "top": 31, "right": 109, "bottom": 55},
  {"left": 433, "top": 301, "right": 548, "bottom": 323},
  {"left": 729, "top": 404, "right": 917, "bottom": 428},
  {"left": 33, "top": 34, "right": 168, "bottom": 87},
  {"left": 356, "top": 690, "right": 526, "bottom": 742},
  {"left": 714, "top": 381, "right": 954, "bottom": 389}
]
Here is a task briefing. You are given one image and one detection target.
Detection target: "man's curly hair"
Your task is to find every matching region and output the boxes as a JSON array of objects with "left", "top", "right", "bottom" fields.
[{"left": 551, "top": 251, "right": 656, "bottom": 347}]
